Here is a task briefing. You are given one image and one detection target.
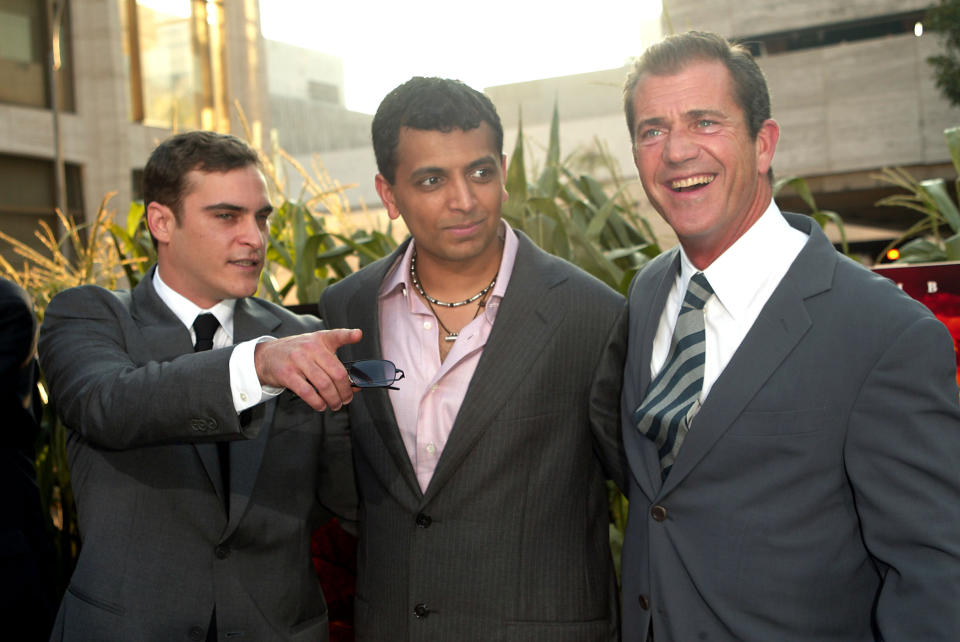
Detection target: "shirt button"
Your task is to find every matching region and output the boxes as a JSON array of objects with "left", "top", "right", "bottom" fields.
[
  {"left": 425, "top": 443, "right": 436, "bottom": 454},
  {"left": 424, "top": 321, "right": 432, "bottom": 330},
  {"left": 415, "top": 513, "right": 432, "bottom": 528},
  {"left": 651, "top": 505, "right": 667, "bottom": 522}
]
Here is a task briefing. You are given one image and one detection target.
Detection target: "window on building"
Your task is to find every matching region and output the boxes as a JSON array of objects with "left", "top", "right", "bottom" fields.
[
  {"left": 0, "top": 154, "right": 83, "bottom": 270},
  {"left": 0, "top": 0, "right": 75, "bottom": 111},
  {"left": 742, "top": 11, "right": 926, "bottom": 57},
  {"left": 307, "top": 80, "right": 340, "bottom": 104},
  {"left": 118, "top": 0, "right": 226, "bottom": 129}
]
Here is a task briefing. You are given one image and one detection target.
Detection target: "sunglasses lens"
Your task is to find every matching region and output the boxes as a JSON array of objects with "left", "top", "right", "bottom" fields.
[{"left": 347, "top": 360, "right": 396, "bottom": 387}]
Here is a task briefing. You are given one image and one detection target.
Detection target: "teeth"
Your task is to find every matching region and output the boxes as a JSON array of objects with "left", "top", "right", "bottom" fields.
[{"left": 671, "top": 175, "right": 714, "bottom": 190}]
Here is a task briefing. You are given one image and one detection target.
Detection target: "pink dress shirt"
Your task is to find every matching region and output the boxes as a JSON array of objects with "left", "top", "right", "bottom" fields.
[{"left": 379, "top": 221, "right": 518, "bottom": 492}]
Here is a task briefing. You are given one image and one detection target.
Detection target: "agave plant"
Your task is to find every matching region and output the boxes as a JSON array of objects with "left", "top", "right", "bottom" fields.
[
  {"left": 502, "top": 102, "right": 659, "bottom": 295},
  {"left": 875, "top": 126, "right": 960, "bottom": 263}
]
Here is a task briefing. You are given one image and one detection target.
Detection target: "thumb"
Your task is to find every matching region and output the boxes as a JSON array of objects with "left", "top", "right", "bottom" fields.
[{"left": 322, "top": 327, "right": 363, "bottom": 349}]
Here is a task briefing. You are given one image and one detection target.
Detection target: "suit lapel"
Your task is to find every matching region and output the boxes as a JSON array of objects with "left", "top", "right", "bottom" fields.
[
  {"left": 222, "top": 297, "right": 283, "bottom": 536},
  {"left": 129, "top": 272, "right": 229, "bottom": 506},
  {"left": 661, "top": 214, "right": 836, "bottom": 494},
  {"left": 422, "top": 235, "right": 568, "bottom": 504},
  {"left": 624, "top": 251, "right": 680, "bottom": 500},
  {"left": 347, "top": 246, "right": 424, "bottom": 498}
]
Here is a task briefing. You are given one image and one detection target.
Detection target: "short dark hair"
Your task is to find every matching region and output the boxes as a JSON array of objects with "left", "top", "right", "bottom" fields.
[
  {"left": 142, "top": 130, "right": 261, "bottom": 218},
  {"left": 372, "top": 77, "right": 504, "bottom": 184},
  {"left": 623, "top": 31, "right": 771, "bottom": 143}
]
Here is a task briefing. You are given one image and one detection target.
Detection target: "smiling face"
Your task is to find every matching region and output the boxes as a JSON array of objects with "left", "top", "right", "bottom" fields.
[
  {"left": 630, "top": 59, "right": 779, "bottom": 269},
  {"left": 148, "top": 165, "right": 272, "bottom": 308},
  {"left": 375, "top": 122, "right": 507, "bottom": 273}
]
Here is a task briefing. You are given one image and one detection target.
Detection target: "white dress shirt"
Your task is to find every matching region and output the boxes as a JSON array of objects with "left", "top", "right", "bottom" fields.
[
  {"left": 650, "top": 202, "right": 809, "bottom": 401},
  {"left": 153, "top": 268, "right": 278, "bottom": 412}
]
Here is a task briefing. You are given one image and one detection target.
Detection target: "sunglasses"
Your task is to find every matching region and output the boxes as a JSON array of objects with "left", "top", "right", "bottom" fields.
[{"left": 344, "top": 360, "right": 405, "bottom": 390}]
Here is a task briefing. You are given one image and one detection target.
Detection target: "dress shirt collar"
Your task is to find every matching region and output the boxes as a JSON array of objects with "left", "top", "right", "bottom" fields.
[
  {"left": 678, "top": 200, "right": 808, "bottom": 322},
  {"left": 379, "top": 218, "right": 519, "bottom": 323},
  {"left": 153, "top": 266, "right": 236, "bottom": 339}
]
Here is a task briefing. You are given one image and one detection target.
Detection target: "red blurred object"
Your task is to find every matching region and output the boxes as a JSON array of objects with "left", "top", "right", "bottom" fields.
[
  {"left": 312, "top": 518, "right": 357, "bottom": 641},
  {"left": 873, "top": 262, "right": 960, "bottom": 390}
]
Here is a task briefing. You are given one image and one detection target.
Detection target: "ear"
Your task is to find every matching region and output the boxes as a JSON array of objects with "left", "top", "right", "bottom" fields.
[
  {"left": 500, "top": 154, "right": 508, "bottom": 203},
  {"left": 146, "top": 201, "right": 176, "bottom": 245},
  {"left": 755, "top": 118, "right": 780, "bottom": 176},
  {"left": 375, "top": 173, "right": 403, "bottom": 221}
]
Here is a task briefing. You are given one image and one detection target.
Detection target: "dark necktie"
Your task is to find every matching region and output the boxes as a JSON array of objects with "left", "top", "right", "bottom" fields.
[
  {"left": 193, "top": 313, "right": 230, "bottom": 511},
  {"left": 634, "top": 272, "right": 714, "bottom": 479}
]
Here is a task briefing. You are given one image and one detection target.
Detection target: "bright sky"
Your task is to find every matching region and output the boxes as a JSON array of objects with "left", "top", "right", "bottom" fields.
[{"left": 259, "top": 0, "right": 663, "bottom": 115}]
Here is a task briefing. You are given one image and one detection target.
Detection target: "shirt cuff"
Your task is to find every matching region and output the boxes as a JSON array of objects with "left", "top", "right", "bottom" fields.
[{"left": 229, "top": 336, "right": 283, "bottom": 413}]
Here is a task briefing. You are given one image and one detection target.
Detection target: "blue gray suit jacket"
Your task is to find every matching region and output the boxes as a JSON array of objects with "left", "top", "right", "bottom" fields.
[
  {"left": 39, "top": 268, "right": 352, "bottom": 641},
  {"left": 620, "top": 212, "right": 960, "bottom": 641}
]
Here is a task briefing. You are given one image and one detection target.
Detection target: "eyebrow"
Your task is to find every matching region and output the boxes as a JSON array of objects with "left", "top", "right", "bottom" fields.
[
  {"left": 203, "top": 202, "right": 274, "bottom": 215},
  {"left": 637, "top": 109, "right": 728, "bottom": 130}
]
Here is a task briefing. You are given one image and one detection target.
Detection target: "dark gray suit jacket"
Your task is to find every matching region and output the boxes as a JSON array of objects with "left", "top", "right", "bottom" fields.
[
  {"left": 620, "top": 212, "right": 960, "bottom": 641},
  {"left": 319, "top": 232, "right": 627, "bottom": 642},
  {"left": 38, "top": 269, "right": 351, "bottom": 641}
]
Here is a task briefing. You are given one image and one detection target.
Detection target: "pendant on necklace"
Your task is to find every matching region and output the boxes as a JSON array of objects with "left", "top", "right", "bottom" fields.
[{"left": 444, "top": 333, "right": 458, "bottom": 342}]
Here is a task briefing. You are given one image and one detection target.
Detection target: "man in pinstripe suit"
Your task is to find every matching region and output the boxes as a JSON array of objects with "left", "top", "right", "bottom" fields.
[{"left": 319, "top": 77, "right": 628, "bottom": 641}]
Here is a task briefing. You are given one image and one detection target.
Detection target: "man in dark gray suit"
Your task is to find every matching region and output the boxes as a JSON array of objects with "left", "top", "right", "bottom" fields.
[
  {"left": 619, "top": 31, "right": 960, "bottom": 641},
  {"left": 39, "top": 131, "right": 361, "bottom": 641},
  {"left": 319, "top": 77, "right": 626, "bottom": 641}
]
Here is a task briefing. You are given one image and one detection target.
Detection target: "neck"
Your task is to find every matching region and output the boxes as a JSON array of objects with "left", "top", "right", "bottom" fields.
[{"left": 412, "top": 242, "right": 503, "bottom": 303}]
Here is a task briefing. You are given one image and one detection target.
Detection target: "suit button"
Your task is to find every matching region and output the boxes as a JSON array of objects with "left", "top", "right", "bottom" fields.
[
  {"left": 413, "top": 603, "right": 430, "bottom": 618},
  {"left": 651, "top": 505, "right": 667, "bottom": 522},
  {"left": 215, "top": 544, "right": 231, "bottom": 559},
  {"left": 638, "top": 594, "right": 650, "bottom": 610},
  {"left": 415, "top": 513, "right": 432, "bottom": 528},
  {"left": 188, "top": 626, "right": 204, "bottom": 641}
]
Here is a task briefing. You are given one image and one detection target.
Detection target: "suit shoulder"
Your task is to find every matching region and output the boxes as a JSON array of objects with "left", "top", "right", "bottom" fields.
[
  {"left": 832, "top": 255, "right": 937, "bottom": 325},
  {"left": 45, "top": 284, "right": 132, "bottom": 318},
  {"left": 246, "top": 296, "right": 322, "bottom": 332}
]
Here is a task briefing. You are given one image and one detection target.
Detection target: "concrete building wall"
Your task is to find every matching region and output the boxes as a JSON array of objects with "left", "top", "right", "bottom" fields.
[{"left": 0, "top": 0, "right": 268, "bottom": 228}]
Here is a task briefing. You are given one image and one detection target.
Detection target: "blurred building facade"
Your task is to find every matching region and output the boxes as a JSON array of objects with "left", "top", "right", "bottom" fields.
[
  {"left": 487, "top": 0, "right": 960, "bottom": 252},
  {"left": 0, "top": 0, "right": 270, "bottom": 268}
]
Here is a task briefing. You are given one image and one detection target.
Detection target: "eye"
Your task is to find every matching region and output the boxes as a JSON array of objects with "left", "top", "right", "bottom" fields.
[
  {"left": 697, "top": 119, "right": 718, "bottom": 129},
  {"left": 255, "top": 213, "right": 271, "bottom": 227},
  {"left": 470, "top": 167, "right": 495, "bottom": 181},
  {"left": 639, "top": 127, "right": 663, "bottom": 140},
  {"left": 418, "top": 176, "right": 442, "bottom": 189},
  {"left": 216, "top": 212, "right": 236, "bottom": 221}
]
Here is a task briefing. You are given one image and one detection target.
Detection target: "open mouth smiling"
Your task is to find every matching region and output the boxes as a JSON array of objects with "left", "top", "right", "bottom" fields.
[{"left": 669, "top": 175, "right": 715, "bottom": 192}]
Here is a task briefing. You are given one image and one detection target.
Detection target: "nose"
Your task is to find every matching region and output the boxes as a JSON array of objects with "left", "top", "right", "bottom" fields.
[
  {"left": 448, "top": 176, "right": 477, "bottom": 212},
  {"left": 238, "top": 213, "right": 265, "bottom": 249},
  {"left": 663, "top": 129, "right": 699, "bottom": 165}
]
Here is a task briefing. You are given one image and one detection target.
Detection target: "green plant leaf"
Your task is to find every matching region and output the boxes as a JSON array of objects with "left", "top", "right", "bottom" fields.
[{"left": 921, "top": 178, "right": 960, "bottom": 232}]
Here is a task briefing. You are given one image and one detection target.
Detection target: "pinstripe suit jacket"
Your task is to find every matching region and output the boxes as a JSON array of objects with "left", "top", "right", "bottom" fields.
[
  {"left": 38, "top": 269, "right": 352, "bottom": 641},
  {"left": 319, "top": 231, "right": 627, "bottom": 642}
]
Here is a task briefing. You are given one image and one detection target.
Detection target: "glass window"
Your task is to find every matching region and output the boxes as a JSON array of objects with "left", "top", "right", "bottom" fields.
[{"left": 0, "top": 0, "right": 74, "bottom": 110}]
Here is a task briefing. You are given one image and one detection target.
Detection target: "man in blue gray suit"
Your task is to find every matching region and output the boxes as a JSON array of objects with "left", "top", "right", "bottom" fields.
[{"left": 619, "top": 31, "right": 960, "bottom": 641}]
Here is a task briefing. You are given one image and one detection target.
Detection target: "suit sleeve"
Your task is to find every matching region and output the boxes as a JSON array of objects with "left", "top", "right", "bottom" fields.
[
  {"left": 845, "top": 314, "right": 960, "bottom": 640},
  {"left": 38, "top": 286, "right": 251, "bottom": 449},
  {"left": 590, "top": 302, "right": 629, "bottom": 491}
]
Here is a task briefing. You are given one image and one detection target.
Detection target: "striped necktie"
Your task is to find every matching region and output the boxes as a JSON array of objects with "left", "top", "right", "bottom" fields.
[{"left": 634, "top": 271, "right": 713, "bottom": 479}]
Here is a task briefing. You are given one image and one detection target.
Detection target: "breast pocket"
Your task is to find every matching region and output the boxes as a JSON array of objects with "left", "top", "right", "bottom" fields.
[{"left": 728, "top": 407, "right": 830, "bottom": 436}]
